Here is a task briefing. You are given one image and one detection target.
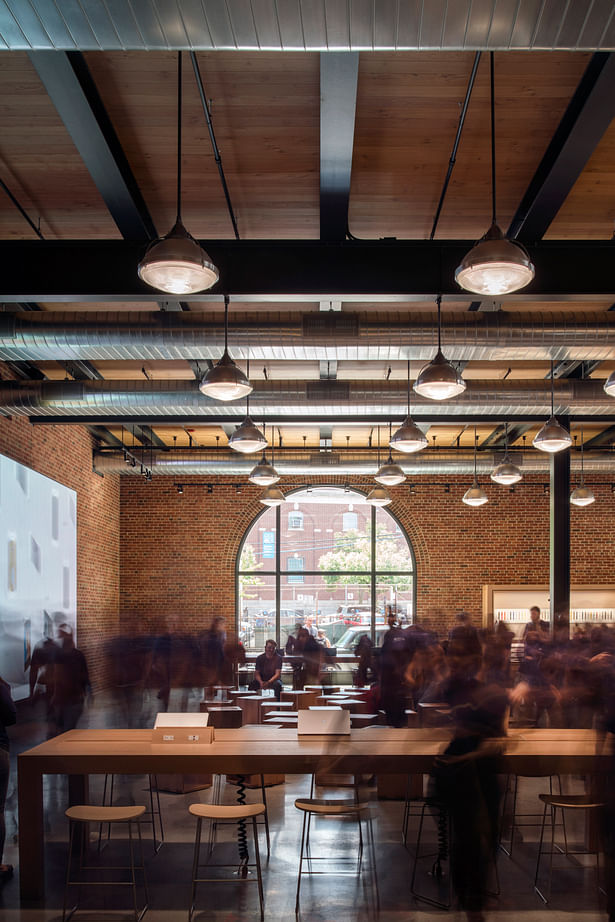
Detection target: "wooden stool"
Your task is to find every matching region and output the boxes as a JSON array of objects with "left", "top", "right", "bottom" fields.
[
  {"left": 188, "top": 803, "right": 265, "bottom": 921},
  {"left": 64, "top": 805, "right": 148, "bottom": 922},
  {"left": 294, "top": 797, "right": 377, "bottom": 912},
  {"left": 534, "top": 793, "right": 606, "bottom": 904}
]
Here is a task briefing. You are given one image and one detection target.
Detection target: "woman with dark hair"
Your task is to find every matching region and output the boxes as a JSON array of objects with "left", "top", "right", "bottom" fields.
[{"left": 0, "top": 674, "right": 16, "bottom": 882}]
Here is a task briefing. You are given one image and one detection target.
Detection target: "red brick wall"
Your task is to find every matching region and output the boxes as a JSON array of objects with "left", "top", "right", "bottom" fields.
[
  {"left": 0, "top": 417, "right": 120, "bottom": 687},
  {"left": 120, "top": 472, "right": 615, "bottom": 638}
]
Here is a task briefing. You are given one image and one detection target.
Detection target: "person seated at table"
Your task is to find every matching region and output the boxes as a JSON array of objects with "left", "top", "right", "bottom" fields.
[{"left": 249, "top": 639, "right": 283, "bottom": 700}]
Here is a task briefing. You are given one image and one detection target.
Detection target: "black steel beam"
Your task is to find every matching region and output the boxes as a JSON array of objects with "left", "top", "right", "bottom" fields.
[
  {"left": 550, "top": 422, "right": 571, "bottom": 639},
  {"left": 320, "top": 53, "right": 359, "bottom": 242},
  {"left": 0, "top": 239, "right": 613, "bottom": 302},
  {"left": 87, "top": 425, "right": 124, "bottom": 448},
  {"left": 28, "top": 51, "right": 157, "bottom": 242},
  {"left": 584, "top": 425, "right": 615, "bottom": 449},
  {"left": 62, "top": 360, "right": 104, "bottom": 381},
  {"left": 509, "top": 53, "right": 615, "bottom": 242},
  {"left": 133, "top": 425, "right": 167, "bottom": 449},
  {"left": 6, "top": 361, "right": 46, "bottom": 380}
]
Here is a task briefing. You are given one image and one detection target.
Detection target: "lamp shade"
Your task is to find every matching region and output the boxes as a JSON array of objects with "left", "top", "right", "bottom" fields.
[
  {"left": 414, "top": 351, "right": 466, "bottom": 401},
  {"left": 462, "top": 480, "right": 489, "bottom": 506},
  {"left": 259, "top": 484, "right": 286, "bottom": 506},
  {"left": 199, "top": 351, "right": 252, "bottom": 402},
  {"left": 228, "top": 416, "right": 268, "bottom": 454},
  {"left": 490, "top": 458, "right": 522, "bottom": 485},
  {"left": 455, "top": 223, "right": 535, "bottom": 296},
  {"left": 138, "top": 219, "right": 219, "bottom": 295},
  {"left": 532, "top": 416, "right": 572, "bottom": 453},
  {"left": 570, "top": 482, "right": 595, "bottom": 507},
  {"left": 389, "top": 416, "right": 428, "bottom": 453},
  {"left": 374, "top": 455, "right": 406, "bottom": 486},
  {"left": 365, "top": 485, "right": 392, "bottom": 507},
  {"left": 604, "top": 370, "right": 615, "bottom": 397},
  {"left": 249, "top": 453, "right": 280, "bottom": 486}
]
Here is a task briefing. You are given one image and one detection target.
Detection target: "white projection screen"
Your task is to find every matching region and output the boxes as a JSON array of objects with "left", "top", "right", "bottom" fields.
[{"left": 0, "top": 453, "right": 77, "bottom": 699}]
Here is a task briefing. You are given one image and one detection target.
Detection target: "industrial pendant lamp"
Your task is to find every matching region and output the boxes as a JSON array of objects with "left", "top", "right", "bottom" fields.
[
  {"left": 229, "top": 358, "right": 267, "bottom": 454},
  {"left": 390, "top": 360, "right": 428, "bottom": 453},
  {"left": 455, "top": 54, "right": 534, "bottom": 296},
  {"left": 463, "top": 429, "right": 489, "bottom": 506},
  {"left": 570, "top": 431, "right": 595, "bottom": 507},
  {"left": 138, "top": 53, "right": 219, "bottom": 295},
  {"left": 260, "top": 483, "right": 286, "bottom": 506},
  {"left": 200, "top": 296, "right": 251, "bottom": 401},
  {"left": 533, "top": 360, "right": 572, "bottom": 453},
  {"left": 367, "top": 428, "right": 392, "bottom": 505},
  {"left": 250, "top": 425, "right": 280, "bottom": 486},
  {"left": 414, "top": 297, "right": 466, "bottom": 401},
  {"left": 604, "top": 369, "right": 615, "bottom": 397},
  {"left": 376, "top": 423, "right": 406, "bottom": 485},
  {"left": 490, "top": 423, "right": 522, "bottom": 485}
]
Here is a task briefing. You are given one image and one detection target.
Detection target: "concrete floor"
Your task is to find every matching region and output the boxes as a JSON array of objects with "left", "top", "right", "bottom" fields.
[{"left": 0, "top": 689, "right": 608, "bottom": 922}]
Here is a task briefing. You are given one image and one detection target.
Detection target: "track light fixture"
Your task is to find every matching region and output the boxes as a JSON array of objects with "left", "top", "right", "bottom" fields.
[
  {"left": 463, "top": 430, "right": 488, "bottom": 506},
  {"left": 570, "top": 431, "right": 595, "bottom": 507},
  {"left": 177, "top": 484, "right": 183, "bottom": 495},
  {"left": 490, "top": 423, "right": 522, "bottom": 485},
  {"left": 200, "top": 296, "right": 252, "bottom": 401},
  {"left": 533, "top": 360, "right": 572, "bottom": 453},
  {"left": 455, "top": 54, "right": 534, "bottom": 296},
  {"left": 414, "top": 297, "right": 466, "bottom": 401},
  {"left": 138, "top": 52, "right": 219, "bottom": 295},
  {"left": 390, "top": 360, "right": 428, "bottom": 453}
]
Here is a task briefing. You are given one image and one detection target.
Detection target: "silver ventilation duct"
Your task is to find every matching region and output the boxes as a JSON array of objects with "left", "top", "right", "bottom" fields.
[
  {"left": 0, "top": 379, "right": 610, "bottom": 418},
  {"left": 94, "top": 448, "right": 615, "bottom": 477},
  {"left": 1, "top": 312, "right": 615, "bottom": 363}
]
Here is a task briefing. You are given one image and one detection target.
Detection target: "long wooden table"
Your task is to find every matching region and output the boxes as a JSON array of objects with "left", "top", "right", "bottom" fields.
[{"left": 18, "top": 726, "right": 610, "bottom": 901}]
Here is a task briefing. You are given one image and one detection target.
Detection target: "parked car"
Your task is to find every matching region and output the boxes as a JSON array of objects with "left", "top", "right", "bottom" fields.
[{"left": 335, "top": 624, "right": 390, "bottom": 653}]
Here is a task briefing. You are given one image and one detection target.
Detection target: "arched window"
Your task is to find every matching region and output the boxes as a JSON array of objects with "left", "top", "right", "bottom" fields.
[{"left": 237, "top": 486, "right": 415, "bottom": 651}]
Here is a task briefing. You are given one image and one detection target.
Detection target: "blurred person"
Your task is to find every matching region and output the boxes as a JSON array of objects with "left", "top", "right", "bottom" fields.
[
  {"left": 220, "top": 629, "right": 246, "bottom": 688},
  {"left": 249, "top": 639, "right": 283, "bottom": 700},
  {"left": 522, "top": 605, "right": 550, "bottom": 643},
  {"left": 29, "top": 631, "right": 59, "bottom": 735},
  {"left": 304, "top": 615, "right": 318, "bottom": 638},
  {"left": 431, "top": 630, "right": 508, "bottom": 922},
  {"left": 354, "top": 634, "right": 373, "bottom": 686},
  {"left": 52, "top": 624, "right": 91, "bottom": 734},
  {"left": 198, "top": 617, "right": 227, "bottom": 702},
  {"left": 510, "top": 631, "right": 560, "bottom": 727},
  {"left": 380, "top": 609, "right": 410, "bottom": 727},
  {"left": 405, "top": 640, "right": 448, "bottom": 708},
  {"left": 107, "top": 630, "right": 153, "bottom": 728},
  {"left": 316, "top": 629, "right": 331, "bottom": 648},
  {"left": 448, "top": 611, "right": 480, "bottom": 647},
  {"left": 285, "top": 621, "right": 303, "bottom": 656},
  {"left": 0, "top": 674, "right": 16, "bottom": 883},
  {"left": 291, "top": 627, "right": 323, "bottom": 689}
]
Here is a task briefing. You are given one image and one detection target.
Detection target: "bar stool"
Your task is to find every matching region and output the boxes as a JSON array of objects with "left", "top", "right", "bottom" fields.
[
  {"left": 534, "top": 793, "right": 606, "bottom": 904},
  {"left": 500, "top": 772, "right": 566, "bottom": 859},
  {"left": 188, "top": 802, "right": 265, "bottom": 922},
  {"left": 294, "top": 796, "right": 377, "bottom": 912},
  {"left": 98, "top": 774, "right": 163, "bottom": 853},
  {"left": 207, "top": 773, "right": 271, "bottom": 857},
  {"left": 63, "top": 804, "right": 148, "bottom": 922}
]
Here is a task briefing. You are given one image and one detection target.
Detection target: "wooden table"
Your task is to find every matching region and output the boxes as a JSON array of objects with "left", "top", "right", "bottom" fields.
[{"left": 17, "top": 727, "right": 610, "bottom": 900}]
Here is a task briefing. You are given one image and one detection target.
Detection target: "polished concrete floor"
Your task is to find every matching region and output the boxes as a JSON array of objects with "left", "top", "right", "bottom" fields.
[{"left": 0, "top": 690, "right": 608, "bottom": 922}]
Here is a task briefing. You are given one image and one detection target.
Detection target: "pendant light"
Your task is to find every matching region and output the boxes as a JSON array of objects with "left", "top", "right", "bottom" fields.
[
  {"left": 250, "top": 425, "right": 280, "bottom": 486},
  {"left": 455, "top": 54, "right": 534, "bottom": 296},
  {"left": 376, "top": 423, "right": 406, "bottom": 485},
  {"left": 533, "top": 360, "right": 572, "bottom": 453},
  {"left": 229, "top": 358, "right": 267, "bottom": 454},
  {"left": 260, "top": 483, "right": 286, "bottom": 506},
  {"left": 570, "top": 431, "right": 595, "bottom": 507},
  {"left": 390, "top": 360, "right": 428, "bottom": 453},
  {"left": 200, "top": 295, "right": 252, "bottom": 401},
  {"left": 138, "top": 53, "right": 219, "bottom": 295},
  {"left": 414, "top": 297, "right": 466, "bottom": 401},
  {"left": 604, "top": 369, "right": 615, "bottom": 397},
  {"left": 490, "top": 423, "right": 522, "bottom": 485},
  {"left": 463, "top": 429, "right": 489, "bottom": 506},
  {"left": 367, "top": 428, "right": 392, "bottom": 505}
]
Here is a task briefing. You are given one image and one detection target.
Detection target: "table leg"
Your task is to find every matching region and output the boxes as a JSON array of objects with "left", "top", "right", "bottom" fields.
[{"left": 18, "top": 757, "right": 44, "bottom": 901}]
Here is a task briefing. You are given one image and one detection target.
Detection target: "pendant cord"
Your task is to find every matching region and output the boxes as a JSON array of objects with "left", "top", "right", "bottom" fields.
[
  {"left": 550, "top": 358, "right": 554, "bottom": 416},
  {"left": 407, "top": 358, "right": 411, "bottom": 414},
  {"left": 224, "top": 294, "right": 229, "bottom": 352},
  {"left": 176, "top": 51, "right": 182, "bottom": 224},
  {"left": 474, "top": 427, "right": 478, "bottom": 480},
  {"left": 246, "top": 355, "right": 250, "bottom": 415},
  {"left": 436, "top": 295, "right": 442, "bottom": 352},
  {"left": 504, "top": 421, "right": 508, "bottom": 455},
  {"left": 377, "top": 426, "right": 381, "bottom": 466},
  {"left": 580, "top": 428, "right": 584, "bottom": 476},
  {"left": 490, "top": 51, "right": 496, "bottom": 226},
  {"left": 270, "top": 424, "right": 274, "bottom": 465}
]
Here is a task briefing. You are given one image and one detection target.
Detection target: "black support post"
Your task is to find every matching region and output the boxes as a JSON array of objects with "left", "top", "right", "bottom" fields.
[{"left": 549, "top": 424, "right": 571, "bottom": 640}]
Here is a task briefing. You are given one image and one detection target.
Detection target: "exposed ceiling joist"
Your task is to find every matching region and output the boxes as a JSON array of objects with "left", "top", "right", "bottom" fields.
[
  {"left": 583, "top": 425, "right": 615, "bottom": 448},
  {"left": 62, "top": 360, "right": 104, "bottom": 381},
  {"left": 87, "top": 425, "right": 124, "bottom": 448},
  {"left": 508, "top": 52, "right": 615, "bottom": 242},
  {"left": 0, "top": 239, "right": 614, "bottom": 302},
  {"left": 28, "top": 51, "right": 157, "bottom": 242},
  {"left": 320, "top": 52, "right": 359, "bottom": 242},
  {"left": 132, "top": 424, "right": 167, "bottom": 449}
]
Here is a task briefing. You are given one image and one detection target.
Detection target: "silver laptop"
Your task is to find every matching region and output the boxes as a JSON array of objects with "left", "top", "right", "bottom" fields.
[{"left": 297, "top": 707, "right": 351, "bottom": 735}]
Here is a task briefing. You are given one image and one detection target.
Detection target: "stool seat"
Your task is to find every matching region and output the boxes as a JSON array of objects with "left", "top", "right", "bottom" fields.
[
  {"left": 189, "top": 803, "right": 266, "bottom": 820},
  {"left": 294, "top": 798, "right": 368, "bottom": 815},
  {"left": 66, "top": 805, "right": 146, "bottom": 823},
  {"left": 538, "top": 794, "right": 606, "bottom": 810}
]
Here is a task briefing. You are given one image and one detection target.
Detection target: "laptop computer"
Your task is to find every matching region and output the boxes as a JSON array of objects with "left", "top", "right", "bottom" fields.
[{"left": 297, "top": 707, "right": 351, "bottom": 735}]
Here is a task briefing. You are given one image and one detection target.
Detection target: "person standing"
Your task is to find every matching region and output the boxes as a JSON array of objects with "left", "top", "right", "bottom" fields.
[
  {"left": 0, "top": 675, "right": 16, "bottom": 883},
  {"left": 522, "top": 606, "right": 550, "bottom": 642},
  {"left": 52, "top": 624, "right": 91, "bottom": 733}
]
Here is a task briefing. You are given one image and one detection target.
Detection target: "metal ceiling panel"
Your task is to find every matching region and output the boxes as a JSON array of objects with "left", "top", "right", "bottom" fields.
[
  {"left": 47, "top": 1, "right": 99, "bottom": 49},
  {"left": 127, "top": 0, "right": 166, "bottom": 48},
  {"left": 175, "top": 0, "right": 215, "bottom": 48},
  {"left": 26, "top": 0, "right": 76, "bottom": 47},
  {"left": 77, "top": 0, "right": 124, "bottom": 49},
  {"left": 300, "top": 0, "right": 327, "bottom": 49},
  {"left": 372, "top": 0, "right": 397, "bottom": 49},
  {"left": 250, "top": 0, "right": 282, "bottom": 49},
  {"left": 465, "top": 0, "right": 495, "bottom": 48},
  {"left": 420, "top": 0, "right": 448, "bottom": 49},
  {"left": 557, "top": 0, "right": 595, "bottom": 49},
  {"left": 323, "top": 0, "right": 350, "bottom": 49},
  {"left": 509, "top": 0, "right": 543, "bottom": 47},
  {"left": 226, "top": 0, "right": 259, "bottom": 48},
  {"left": 348, "top": 0, "right": 372, "bottom": 50},
  {"left": 275, "top": 0, "right": 305, "bottom": 50},
  {"left": 485, "top": 0, "right": 519, "bottom": 48},
  {"left": 3, "top": 0, "right": 52, "bottom": 47},
  {"left": 396, "top": 0, "right": 421, "bottom": 48},
  {"left": 101, "top": 0, "right": 146, "bottom": 47},
  {"left": 442, "top": 0, "right": 471, "bottom": 49},
  {"left": 153, "top": 0, "right": 193, "bottom": 47}
]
